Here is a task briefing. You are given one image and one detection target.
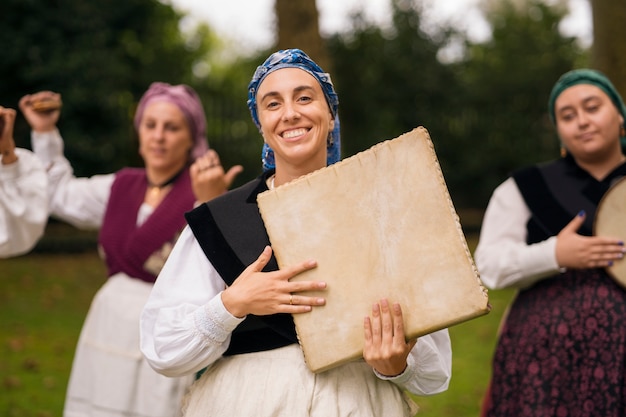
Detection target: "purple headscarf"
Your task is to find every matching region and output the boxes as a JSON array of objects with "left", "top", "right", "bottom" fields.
[{"left": 134, "top": 82, "right": 209, "bottom": 161}]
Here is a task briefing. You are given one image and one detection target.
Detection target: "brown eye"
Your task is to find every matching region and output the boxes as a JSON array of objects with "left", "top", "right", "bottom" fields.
[
  {"left": 559, "top": 112, "right": 575, "bottom": 122},
  {"left": 586, "top": 105, "right": 599, "bottom": 113},
  {"left": 297, "top": 95, "right": 312, "bottom": 103}
]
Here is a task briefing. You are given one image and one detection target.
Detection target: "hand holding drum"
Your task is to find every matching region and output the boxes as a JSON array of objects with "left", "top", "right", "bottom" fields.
[{"left": 18, "top": 91, "right": 62, "bottom": 132}]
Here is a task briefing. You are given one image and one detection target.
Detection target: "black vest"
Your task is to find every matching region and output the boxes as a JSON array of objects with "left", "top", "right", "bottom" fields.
[
  {"left": 512, "top": 156, "right": 626, "bottom": 244},
  {"left": 185, "top": 173, "right": 298, "bottom": 355}
]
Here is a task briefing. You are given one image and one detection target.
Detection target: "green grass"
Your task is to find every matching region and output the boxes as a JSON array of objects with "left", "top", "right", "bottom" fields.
[
  {"left": 412, "top": 287, "right": 514, "bottom": 415},
  {"left": 0, "top": 242, "right": 515, "bottom": 417},
  {"left": 1, "top": 252, "right": 106, "bottom": 417}
]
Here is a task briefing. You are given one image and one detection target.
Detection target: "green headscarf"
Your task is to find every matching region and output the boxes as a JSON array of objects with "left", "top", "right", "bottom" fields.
[{"left": 548, "top": 68, "right": 626, "bottom": 150}]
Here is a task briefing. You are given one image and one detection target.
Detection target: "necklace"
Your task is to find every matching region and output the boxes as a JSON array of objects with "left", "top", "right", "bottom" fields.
[{"left": 147, "top": 167, "right": 185, "bottom": 197}]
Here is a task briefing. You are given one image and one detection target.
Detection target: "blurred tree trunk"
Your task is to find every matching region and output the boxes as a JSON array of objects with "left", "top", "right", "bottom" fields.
[
  {"left": 590, "top": 0, "right": 626, "bottom": 96},
  {"left": 274, "top": 0, "right": 331, "bottom": 72}
]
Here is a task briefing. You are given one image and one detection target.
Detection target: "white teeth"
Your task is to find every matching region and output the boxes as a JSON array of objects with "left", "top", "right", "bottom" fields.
[{"left": 283, "top": 128, "right": 307, "bottom": 139}]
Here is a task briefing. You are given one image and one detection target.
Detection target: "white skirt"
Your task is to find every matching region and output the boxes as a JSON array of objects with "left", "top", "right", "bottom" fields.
[
  {"left": 64, "top": 273, "right": 194, "bottom": 417},
  {"left": 183, "top": 344, "right": 418, "bottom": 417}
]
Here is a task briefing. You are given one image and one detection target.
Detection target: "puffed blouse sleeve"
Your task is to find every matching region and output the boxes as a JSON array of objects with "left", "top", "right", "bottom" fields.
[
  {"left": 140, "top": 226, "right": 452, "bottom": 395},
  {"left": 140, "top": 225, "right": 244, "bottom": 378},
  {"left": 474, "top": 177, "right": 562, "bottom": 290},
  {"left": 31, "top": 129, "right": 113, "bottom": 230},
  {"left": 0, "top": 148, "right": 48, "bottom": 258},
  {"left": 379, "top": 328, "right": 452, "bottom": 396}
]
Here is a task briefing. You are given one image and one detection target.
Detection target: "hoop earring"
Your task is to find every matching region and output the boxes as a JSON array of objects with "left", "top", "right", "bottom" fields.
[{"left": 620, "top": 125, "right": 625, "bottom": 137}]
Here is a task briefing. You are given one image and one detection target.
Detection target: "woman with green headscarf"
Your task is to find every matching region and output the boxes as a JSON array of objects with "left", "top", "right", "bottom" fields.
[{"left": 476, "top": 68, "right": 626, "bottom": 416}]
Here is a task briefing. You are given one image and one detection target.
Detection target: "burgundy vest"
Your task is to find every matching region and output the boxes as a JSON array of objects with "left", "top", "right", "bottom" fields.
[{"left": 99, "top": 167, "right": 195, "bottom": 283}]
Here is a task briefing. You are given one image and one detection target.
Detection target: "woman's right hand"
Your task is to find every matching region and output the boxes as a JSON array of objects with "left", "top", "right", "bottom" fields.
[
  {"left": 556, "top": 211, "right": 626, "bottom": 269},
  {"left": 19, "top": 91, "right": 62, "bottom": 132},
  {"left": 220, "top": 246, "right": 326, "bottom": 318}
]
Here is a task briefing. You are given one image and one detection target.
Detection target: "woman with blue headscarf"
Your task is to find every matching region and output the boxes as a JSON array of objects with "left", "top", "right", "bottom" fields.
[
  {"left": 476, "top": 69, "right": 626, "bottom": 416},
  {"left": 141, "top": 49, "right": 452, "bottom": 416}
]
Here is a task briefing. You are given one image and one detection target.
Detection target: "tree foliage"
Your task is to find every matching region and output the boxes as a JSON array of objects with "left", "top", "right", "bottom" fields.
[
  {"left": 195, "top": 53, "right": 269, "bottom": 184},
  {"left": 1, "top": 0, "right": 588, "bottom": 208},
  {"left": 327, "top": 1, "right": 459, "bottom": 158},
  {"left": 1, "top": 0, "right": 213, "bottom": 175},
  {"left": 327, "top": 0, "right": 583, "bottom": 207},
  {"left": 448, "top": 0, "right": 583, "bottom": 205}
]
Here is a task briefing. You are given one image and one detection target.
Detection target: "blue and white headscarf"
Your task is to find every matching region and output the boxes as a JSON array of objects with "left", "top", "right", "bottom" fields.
[{"left": 247, "top": 49, "right": 341, "bottom": 171}]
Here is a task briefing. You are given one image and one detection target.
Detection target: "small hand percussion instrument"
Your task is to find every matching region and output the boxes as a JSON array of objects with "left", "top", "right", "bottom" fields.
[
  {"left": 594, "top": 176, "right": 626, "bottom": 288},
  {"left": 31, "top": 97, "right": 62, "bottom": 113}
]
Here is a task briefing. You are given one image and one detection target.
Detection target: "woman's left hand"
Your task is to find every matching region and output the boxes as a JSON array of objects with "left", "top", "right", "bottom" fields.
[
  {"left": 190, "top": 149, "right": 243, "bottom": 203},
  {"left": 363, "top": 298, "right": 417, "bottom": 377}
]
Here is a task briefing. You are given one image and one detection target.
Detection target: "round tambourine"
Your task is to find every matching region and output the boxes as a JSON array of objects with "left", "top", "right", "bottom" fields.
[{"left": 594, "top": 176, "right": 626, "bottom": 288}]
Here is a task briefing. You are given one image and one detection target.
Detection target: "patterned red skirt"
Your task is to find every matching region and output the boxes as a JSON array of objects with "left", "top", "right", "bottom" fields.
[{"left": 482, "top": 268, "right": 626, "bottom": 417}]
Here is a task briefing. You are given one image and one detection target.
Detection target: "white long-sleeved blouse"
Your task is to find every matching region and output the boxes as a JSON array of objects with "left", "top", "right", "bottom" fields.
[
  {"left": 140, "top": 225, "right": 453, "bottom": 396},
  {"left": 31, "top": 129, "right": 114, "bottom": 230},
  {"left": 474, "top": 177, "right": 562, "bottom": 290},
  {"left": 0, "top": 148, "right": 48, "bottom": 258}
]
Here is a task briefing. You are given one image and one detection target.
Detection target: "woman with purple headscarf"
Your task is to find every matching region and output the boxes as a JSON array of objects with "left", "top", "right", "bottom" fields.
[
  {"left": 19, "top": 84, "right": 242, "bottom": 417},
  {"left": 140, "top": 49, "right": 451, "bottom": 416}
]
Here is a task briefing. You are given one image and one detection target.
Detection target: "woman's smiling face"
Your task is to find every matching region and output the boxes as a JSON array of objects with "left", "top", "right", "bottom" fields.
[{"left": 256, "top": 67, "right": 334, "bottom": 175}]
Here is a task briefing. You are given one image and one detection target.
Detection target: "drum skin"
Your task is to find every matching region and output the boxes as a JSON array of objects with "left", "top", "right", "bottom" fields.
[{"left": 258, "top": 127, "right": 490, "bottom": 373}]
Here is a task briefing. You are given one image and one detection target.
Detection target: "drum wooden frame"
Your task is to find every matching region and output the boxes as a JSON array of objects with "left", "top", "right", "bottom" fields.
[
  {"left": 594, "top": 176, "right": 626, "bottom": 288},
  {"left": 257, "top": 127, "right": 490, "bottom": 373}
]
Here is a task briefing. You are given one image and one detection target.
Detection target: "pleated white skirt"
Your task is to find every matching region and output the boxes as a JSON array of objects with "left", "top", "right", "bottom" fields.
[
  {"left": 63, "top": 273, "right": 194, "bottom": 417},
  {"left": 183, "top": 344, "right": 418, "bottom": 417}
]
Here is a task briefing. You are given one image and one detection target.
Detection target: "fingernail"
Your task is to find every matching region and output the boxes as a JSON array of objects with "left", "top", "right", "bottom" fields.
[
  {"left": 578, "top": 210, "right": 585, "bottom": 217},
  {"left": 608, "top": 261, "right": 614, "bottom": 266},
  {"left": 619, "top": 241, "right": 624, "bottom": 246}
]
